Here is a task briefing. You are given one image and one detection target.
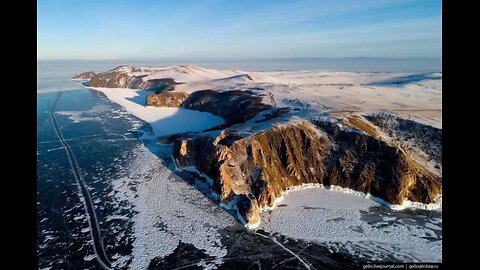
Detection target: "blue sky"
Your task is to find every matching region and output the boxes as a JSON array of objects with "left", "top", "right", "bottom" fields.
[{"left": 37, "top": 0, "right": 442, "bottom": 60}]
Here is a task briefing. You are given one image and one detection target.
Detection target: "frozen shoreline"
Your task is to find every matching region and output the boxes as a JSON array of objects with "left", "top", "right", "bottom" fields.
[
  {"left": 259, "top": 184, "right": 442, "bottom": 262},
  {"left": 89, "top": 87, "right": 225, "bottom": 136},
  {"left": 174, "top": 164, "right": 441, "bottom": 231},
  {"left": 262, "top": 183, "right": 442, "bottom": 213},
  {"left": 253, "top": 183, "right": 441, "bottom": 230}
]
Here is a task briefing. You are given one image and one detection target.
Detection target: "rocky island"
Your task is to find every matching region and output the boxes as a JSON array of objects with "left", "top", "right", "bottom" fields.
[{"left": 74, "top": 65, "right": 442, "bottom": 227}]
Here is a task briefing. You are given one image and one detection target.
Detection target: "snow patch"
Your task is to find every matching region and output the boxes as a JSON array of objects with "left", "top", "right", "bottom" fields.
[
  {"left": 83, "top": 254, "right": 97, "bottom": 261},
  {"left": 56, "top": 111, "right": 101, "bottom": 123}
]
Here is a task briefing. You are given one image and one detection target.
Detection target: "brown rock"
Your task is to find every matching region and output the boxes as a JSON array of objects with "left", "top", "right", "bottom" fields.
[
  {"left": 180, "top": 90, "right": 272, "bottom": 125},
  {"left": 236, "top": 195, "right": 261, "bottom": 225},
  {"left": 84, "top": 66, "right": 178, "bottom": 91},
  {"left": 73, "top": 71, "right": 96, "bottom": 80},
  {"left": 146, "top": 92, "right": 189, "bottom": 107},
  {"left": 173, "top": 120, "right": 442, "bottom": 225}
]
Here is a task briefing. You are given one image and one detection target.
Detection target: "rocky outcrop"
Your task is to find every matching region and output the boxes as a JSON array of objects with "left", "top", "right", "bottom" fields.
[
  {"left": 73, "top": 71, "right": 96, "bottom": 80},
  {"left": 146, "top": 92, "right": 189, "bottom": 107},
  {"left": 313, "top": 118, "right": 441, "bottom": 204},
  {"left": 364, "top": 113, "right": 442, "bottom": 176},
  {"left": 180, "top": 90, "right": 272, "bottom": 125},
  {"left": 173, "top": 119, "right": 442, "bottom": 225},
  {"left": 77, "top": 66, "right": 178, "bottom": 91},
  {"left": 89, "top": 72, "right": 176, "bottom": 91}
]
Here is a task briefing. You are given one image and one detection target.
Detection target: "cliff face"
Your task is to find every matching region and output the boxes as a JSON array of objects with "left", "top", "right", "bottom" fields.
[
  {"left": 180, "top": 90, "right": 272, "bottom": 125},
  {"left": 73, "top": 71, "right": 96, "bottom": 80},
  {"left": 146, "top": 92, "right": 189, "bottom": 107},
  {"left": 88, "top": 71, "right": 177, "bottom": 91},
  {"left": 173, "top": 120, "right": 441, "bottom": 225},
  {"left": 77, "top": 66, "right": 177, "bottom": 91},
  {"left": 364, "top": 113, "right": 442, "bottom": 177},
  {"left": 312, "top": 118, "right": 441, "bottom": 204}
]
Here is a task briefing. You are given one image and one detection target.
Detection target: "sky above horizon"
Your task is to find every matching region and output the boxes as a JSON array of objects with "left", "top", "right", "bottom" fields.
[{"left": 37, "top": 0, "right": 442, "bottom": 60}]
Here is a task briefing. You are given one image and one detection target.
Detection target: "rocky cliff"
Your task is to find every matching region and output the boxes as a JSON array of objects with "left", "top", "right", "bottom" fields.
[
  {"left": 145, "top": 89, "right": 271, "bottom": 119},
  {"left": 73, "top": 71, "right": 96, "bottom": 80},
  {"left": 180, "top": 90, "right": 272, "bottom": 125},
  {"left": 146, "top": 92, "right": 189, "bottom": 107},
  {"left": 364, "top": 113, "right": 442, "bottom": 177},
  {"left": 80, "top": 66, "right": 178, "bottom": 91},
  {"left": 173, "top": 119, "right": 441, "bottom": 225}
]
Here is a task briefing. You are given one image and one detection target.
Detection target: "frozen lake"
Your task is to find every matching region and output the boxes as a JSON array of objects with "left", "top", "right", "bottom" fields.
[
  {"left": 260, "top": 187, "right": 442, "bottom": 262},
  {"left": 37, "top": 60, "right": 442, "bottom": 269}
]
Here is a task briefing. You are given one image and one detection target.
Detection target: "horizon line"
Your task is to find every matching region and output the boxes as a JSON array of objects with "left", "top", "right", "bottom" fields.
[{"left": 37, "top": 56, "right": 442, "bottom": 62}]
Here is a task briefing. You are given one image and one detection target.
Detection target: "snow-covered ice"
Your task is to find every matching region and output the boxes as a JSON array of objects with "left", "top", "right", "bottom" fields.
[
  {"left": 110, "top": 144, "right": 236, "bottom": 269},
  {"left": 92, "top": 87, "right": 225, "bottom": 136},
  {"left": 259, "top": 186, "right": 442, "bottom": 262}
]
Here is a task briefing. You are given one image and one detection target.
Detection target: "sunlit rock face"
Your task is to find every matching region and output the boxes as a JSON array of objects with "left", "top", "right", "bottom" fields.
[
  {"left": 146, "top": 92, "right": 189, "bottom": 108},
  {"left": 73, "top": 71, "right": 96, "bottom": 80},
  {"left": 173, "top": 119, "right": 441, "bottom": 225},
  {"left": 86, "top": 66, "right": 178, "bottom": 91}
]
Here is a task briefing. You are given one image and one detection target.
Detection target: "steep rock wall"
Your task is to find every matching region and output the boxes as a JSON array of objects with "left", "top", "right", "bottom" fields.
[
  {"left": 88, "top": 72, "right": 176, "bottom": 91},
  {"left": 73, "top": 71, "right": 96, "bottom": 80},
  {"left": 173, "top": 120, "right": 441, "bottom": 225},
  {"left": 180, "top": 90, "right": 272, "bottom": 125},
  {"left": 146, "top": 92, "right": 189, "bottom": 107}
]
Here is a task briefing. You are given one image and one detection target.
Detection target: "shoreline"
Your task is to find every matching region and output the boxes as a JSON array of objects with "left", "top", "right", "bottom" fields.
[
  {"left": 87, "top": 86, "right": 225, "bottom": 137},
  {"left": 254, "top": 183, "right": 442, "bottom": 229},
  {"left": 175, "top": 164, "right": 442, "bottom": 229}
]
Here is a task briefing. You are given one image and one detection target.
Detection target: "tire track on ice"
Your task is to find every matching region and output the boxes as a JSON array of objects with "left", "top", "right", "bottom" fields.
[{"left": 49, "top": 91, "right": 113, "bottom": 270}]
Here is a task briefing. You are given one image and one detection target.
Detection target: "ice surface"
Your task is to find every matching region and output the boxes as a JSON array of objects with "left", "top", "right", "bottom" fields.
[
  {"left": 56, "top": 111, "right": 101, "bottom": 123},
  {"left": 110, "top": 144, "right": 236, "bottom": 269},
  {"left": 92, "top": 87, "right": 225, "bottom": 136},
  {"left": 260, "top": 186, "right": 442, "bottom": 262}
]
